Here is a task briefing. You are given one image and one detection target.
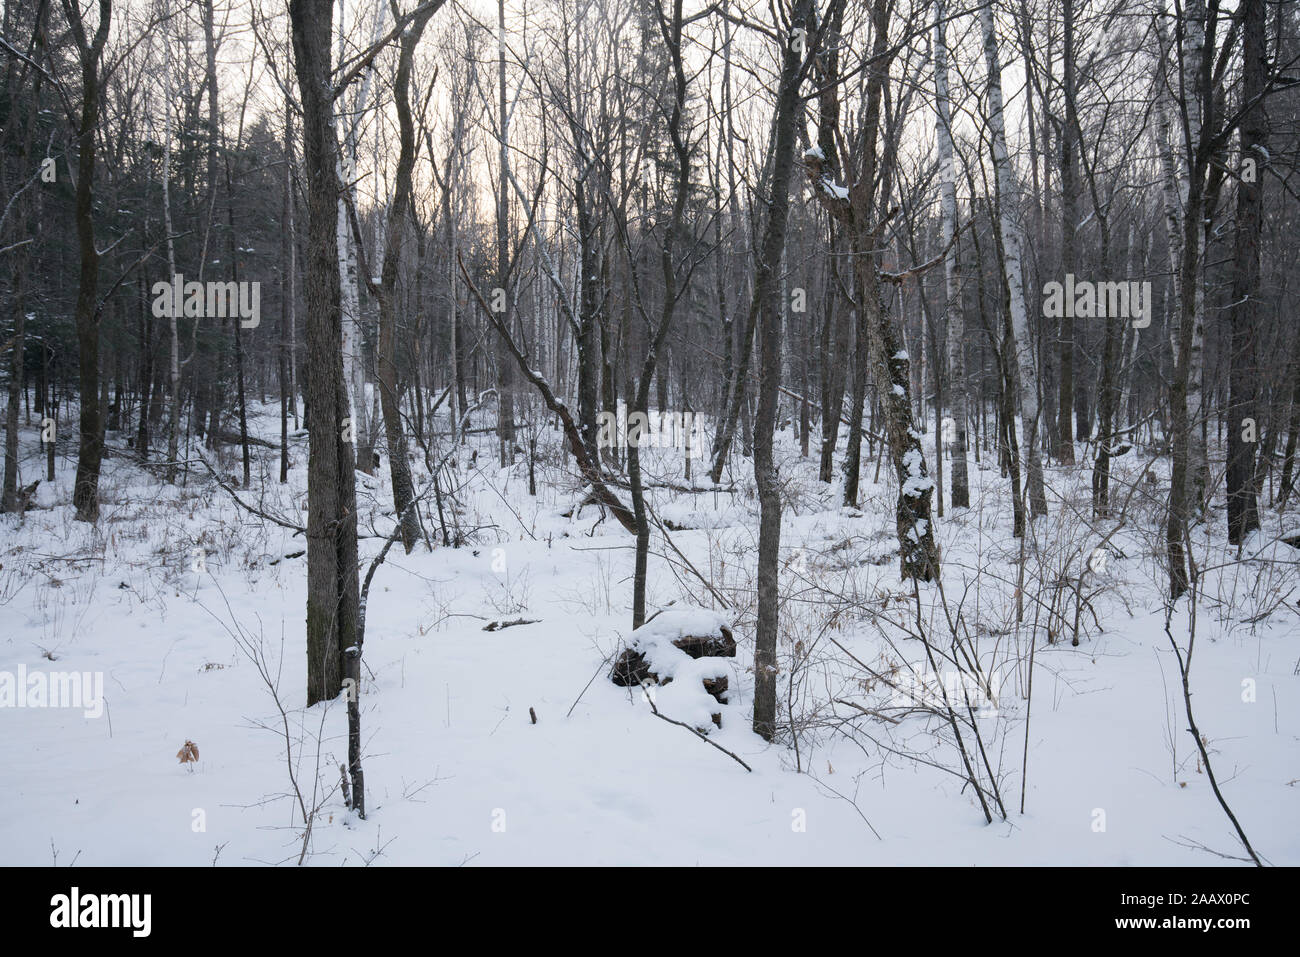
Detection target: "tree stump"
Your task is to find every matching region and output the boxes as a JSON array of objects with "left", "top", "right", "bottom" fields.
[{"left": 610, "top": 609, "right": 736, "bottom": 729}]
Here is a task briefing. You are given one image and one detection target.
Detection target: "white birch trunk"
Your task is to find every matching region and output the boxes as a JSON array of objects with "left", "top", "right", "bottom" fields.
[
  {"left": 980, "top": 0, "right": 1046, "bottom": 517},
  {"left": 1119, "top": 221, "right": 1142, "bottom": 427},
  {"left": 286, "top": 107, "right": 298, "bottom": 429},
  {"left": 934, "top": 0, "right": 969, "bottom": 508},
  {"left": 1182, "top": 0, "right": 1208, "bottom": 502},
  {"left": 335, "top": 0, "right": 387, "bottom": 454},
  {"left": 1154, "top": 26, "right": 1183, "bottom": 362}
]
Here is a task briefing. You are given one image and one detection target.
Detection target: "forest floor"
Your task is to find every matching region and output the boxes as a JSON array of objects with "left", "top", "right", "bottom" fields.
[{"left": 1, "top": 400, "right": 1296, "bottom": 866}]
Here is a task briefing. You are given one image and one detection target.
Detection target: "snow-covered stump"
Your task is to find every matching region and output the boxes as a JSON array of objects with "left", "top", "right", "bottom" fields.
[{"left": 610, "top": 608, "right": 736, "bottom": 731}]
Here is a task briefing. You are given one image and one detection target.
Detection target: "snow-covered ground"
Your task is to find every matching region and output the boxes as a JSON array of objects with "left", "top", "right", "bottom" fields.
[{"left": 2, "top": 401, "right": 1296, "bottom": 866}]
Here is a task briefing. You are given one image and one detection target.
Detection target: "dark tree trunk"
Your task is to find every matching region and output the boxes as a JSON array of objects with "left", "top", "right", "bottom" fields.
[
  {"left": 377, "top": 3, "right": 438, "bottom": 554},
  {"left": 1278, "top": 343, "right": 1300, "bottom": 509},
  {"left": 806, "top": 0, "right": 939, "bottom": 579},
  {"left": 223, "top": 161, "right": 251, "bottom": 488},
  {"left": 290, "top": 0, "right": 361, "bottom": 709},
  {"left": 1056, "top": 0, "right": 1078, "bottom": 464},
  {"left": 576, "top": 177, "right": 602, "bottom": 465},
  {"left": 136, "top": 274, "right": 153, "bottom": 459},
  {"left": 842, "top": 288, "right": 868, "bottom": 506},
  {"left": 2, "top": 266, "right": 25, "bottom": 513},
  {"left": 752, "top": 0, "right": 814, "bottom": 741},
  {"left": 1226, "top": 0, "right": 1265, "bottom": 545},
  {"left": 66, "top": 0, "right": 112, "bottom": 522},
  {"left": 1092, "top": 313, "right": 1124, "bottom": 515},
  {"left": 709, "top": 293, "right": 759, "bottom": 483},
  {"left": 1, "top": 0, "right": 41, "bottom": 511},
  {"left": 818, "top": 243, "right": 850, "bottom": 483}
]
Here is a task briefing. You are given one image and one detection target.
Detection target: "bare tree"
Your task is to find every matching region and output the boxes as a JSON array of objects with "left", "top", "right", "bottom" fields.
[
  {"left": 289, "top": 0, "right": 361, "bottom": 706},
  {"left": 979, "top": 0, "right": 1046, "bottom": 522},
  {"left": 376, "top": 0, "right": 443, "bottom": 554},
  {"left": 806, "top": 0, "right": 941, "bottom": 581},
  {"left": 61, "top": 0, "right": 113, "bottom": 521},
  {"left": 932, "top": 0, "right": 968, "bottom": 509},
  {"left": 1226, "top": 0, "right": 1266, "bottom": 545},
  {"left": 751, "top": 0, "right": 818, "bottom": 740}
]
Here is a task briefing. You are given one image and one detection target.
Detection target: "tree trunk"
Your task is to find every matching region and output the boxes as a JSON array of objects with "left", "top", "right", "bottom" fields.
[
  {"left": 67, "top": 0, "right": 112, "bottom": 523},
  {"left": 1056, "top": 0, "right": 1079, "bottom": 464},
  {"left": 981, "top": 0, "right": 1047, "bottom": 519},
  {"left": 2, "top": 264, "right": 25, "bottom": 513},
  {"left": 1167, "top": 0, "right": 1211, "bottom": 598},
  {"left": 336, "top": 3, "right": 386, "bottom": 476},
  {"left": 161, "top": 8, "right": 181, "bottom": 482},
  {"left": 290, "top": 0, "right": 361, "bottom": 708},
  {"left": 495, "top": 0, "right": 516, "bottom": 463},
  {"left": 377, "top": 3, "right": 439, "bottom": 554},
  {"left": 1277, "top": 335, "right": 1300, "bottom": 510},
  {"left": 933, "top": 0, "right": 968, "bottom": 508},
  {"left": 1226, "top": 0, "right": 1265, "bottom": 545},
  {"left": 752, "top": 0, "right": 814, "bottom": 741},
  {"left": 807, "top": 0, "right": 940, "bottom": 579}
]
